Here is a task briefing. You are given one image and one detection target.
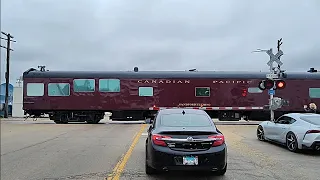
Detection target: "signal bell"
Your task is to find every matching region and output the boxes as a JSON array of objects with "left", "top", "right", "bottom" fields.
[{"left": 258, "top": 79, "right": 286, "bottom": 90}]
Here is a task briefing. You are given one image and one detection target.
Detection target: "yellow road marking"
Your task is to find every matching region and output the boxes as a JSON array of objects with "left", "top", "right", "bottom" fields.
[{"left": 107, "top": 124, "right": 147, "bottom": 180}]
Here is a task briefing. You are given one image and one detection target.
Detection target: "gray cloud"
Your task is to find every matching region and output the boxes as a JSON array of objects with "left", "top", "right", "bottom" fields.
[{"left": 1, "top": 0, "right": 320, "bottom": 86}]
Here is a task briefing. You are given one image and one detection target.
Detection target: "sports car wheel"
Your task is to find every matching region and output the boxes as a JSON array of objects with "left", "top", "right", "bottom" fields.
[
  {"left": 286, "top": 132, "right": 299, "bottom": 152},
  {"left": 257, "top": 126, "right": 265, "bottom": 141}
]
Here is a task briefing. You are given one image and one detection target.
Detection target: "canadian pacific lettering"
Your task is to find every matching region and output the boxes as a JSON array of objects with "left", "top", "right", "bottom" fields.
[
  {"left": 137, "top": 79, "right": 252, "bottom": 84},
  {"left": 137, "top": 80, "right": 191, "bottom": 84},
  {"left": 212, "top": 80, "right": 252, "bottom": 84}
]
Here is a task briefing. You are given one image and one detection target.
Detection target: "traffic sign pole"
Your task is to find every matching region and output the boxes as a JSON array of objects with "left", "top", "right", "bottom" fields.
[{"left": 270, "top": 91, "right": 274, "bottom": 121}]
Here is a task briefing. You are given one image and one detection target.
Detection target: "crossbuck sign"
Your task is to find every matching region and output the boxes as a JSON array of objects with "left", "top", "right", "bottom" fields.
[{"left": 266, "top": 48, "right": 283, "bottom": 66}]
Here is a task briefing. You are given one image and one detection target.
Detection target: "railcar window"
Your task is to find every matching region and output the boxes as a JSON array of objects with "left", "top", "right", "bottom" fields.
[
  {"left": 248, "top": 87, "right": 263, "bottom": 93},
  {"left": 27, "top": 83, "right": 44, "bottom": 96},
  {"left": 139, "top": 87, "right": 153, "bottom": 96},
  {"left": 73, "top": 79, "right": 95, "bottom": 92},
  {"left": 309, "top": 88, "right": 320, "bottom": 98},
  {"left": 99, "top": 79, "right": 120, "bottom": 92},
  {"left": 195, "top": 87, "right": 210, "bottom": 97},
  {"left": 48, "top": 83, "right": 70, "bottom": 96}
]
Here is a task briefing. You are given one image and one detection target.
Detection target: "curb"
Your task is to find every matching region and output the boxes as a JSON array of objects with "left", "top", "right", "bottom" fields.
[{"left": 107, "top": 121, "right": 146, "bottom": 124}]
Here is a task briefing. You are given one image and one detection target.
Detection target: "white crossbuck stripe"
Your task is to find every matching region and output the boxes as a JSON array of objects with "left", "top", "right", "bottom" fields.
[{"left": 266, "top": 49, "right": 283, "bottom": 66}]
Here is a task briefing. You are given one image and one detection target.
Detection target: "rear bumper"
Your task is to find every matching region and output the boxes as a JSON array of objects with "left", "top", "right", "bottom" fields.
[
  {"left": 302, "top": 141, "right": 320, "bottom": 150},
  {"left": 147, "top": 144, "right": 227, "bottom": 171}
]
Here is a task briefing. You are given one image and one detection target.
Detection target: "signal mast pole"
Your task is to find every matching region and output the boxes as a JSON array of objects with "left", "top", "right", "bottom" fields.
[{"left": 267, "top": 39, "right": 283, "bottom": 121}]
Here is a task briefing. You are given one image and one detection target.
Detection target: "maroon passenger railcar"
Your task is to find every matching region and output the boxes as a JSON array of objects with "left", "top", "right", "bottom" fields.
[{"left": 22, "top": 68, "right": 320, "bottom": 123}]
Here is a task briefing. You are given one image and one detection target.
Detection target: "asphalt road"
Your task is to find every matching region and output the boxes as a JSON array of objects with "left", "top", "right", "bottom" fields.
[{"left": 1, "top": 119, "right": 319, "bottom": 180}]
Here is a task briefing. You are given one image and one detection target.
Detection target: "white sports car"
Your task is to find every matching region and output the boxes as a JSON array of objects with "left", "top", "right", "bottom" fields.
[{"left": 257, "top": 113, "right": 320, "bottom": 152}]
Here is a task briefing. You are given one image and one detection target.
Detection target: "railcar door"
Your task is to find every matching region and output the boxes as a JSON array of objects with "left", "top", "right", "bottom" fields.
[
  {"left": 158, "top": 80, "right": 191, "bottom": 108},
  {"left": 23, "top": 82, "right": 48, "bottom": 114}
]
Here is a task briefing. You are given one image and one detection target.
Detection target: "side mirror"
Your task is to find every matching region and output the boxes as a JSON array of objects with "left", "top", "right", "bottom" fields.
[{"left": 145, "top": 118, "right": 153, "bottom": 124}]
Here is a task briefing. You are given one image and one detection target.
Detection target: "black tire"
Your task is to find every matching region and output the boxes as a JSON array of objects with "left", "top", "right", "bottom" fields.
[
  {"left": 257, "top": 125, "right": 265, "bottom": 141},
  {"left": 215, "top": 163, "right": 227, "bottom": 176},
  {"left": 286, "top": 132, "right": 299, "bottom": 152},
  {"left": 145, "top": 145, "right": 157, "bottom": 175},
  {"left": 145, "top": 163, "right": 157, "bottom": 175}
]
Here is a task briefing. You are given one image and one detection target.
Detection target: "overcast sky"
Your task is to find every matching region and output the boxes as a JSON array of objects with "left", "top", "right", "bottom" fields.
[{"left": 1, "top": 0, "right": 320, "bottom": 86}]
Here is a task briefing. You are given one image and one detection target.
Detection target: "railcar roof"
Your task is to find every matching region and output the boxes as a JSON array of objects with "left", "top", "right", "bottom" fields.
[{"left": 22, "top": 68, "right": 320, "bottom": 79}]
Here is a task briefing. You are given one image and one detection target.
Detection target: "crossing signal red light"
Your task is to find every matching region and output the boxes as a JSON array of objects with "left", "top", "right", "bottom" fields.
[
  {"left": 258, "top": 79, "right": 286, "bottom": 90},
  {"left": 242, "top": 89, "right": 247, "bottom": 97},
  {"left": 275, "top": 80, "right": 286, "bottom": 90},
  {"left": 264, "top": 80, "right": 274, "bottom": 89},
  {"left": 258, "top": 80, "right": 274, "bottom": 90}
]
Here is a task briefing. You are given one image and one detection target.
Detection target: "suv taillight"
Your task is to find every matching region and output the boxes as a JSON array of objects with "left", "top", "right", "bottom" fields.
[
  {"left": 151, "top": 134, "right": 171, "bottom": 147},
  {"left": 306, "top": 130, "right": 320, "bottom": 134},
  {"left": 208, "top": 134, "right": 225, "bottom": 147}
]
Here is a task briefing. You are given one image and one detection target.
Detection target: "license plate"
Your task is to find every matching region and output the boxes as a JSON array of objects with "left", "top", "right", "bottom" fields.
[{"left": 182, "top": 156, "right": 198, "bottom": 165}]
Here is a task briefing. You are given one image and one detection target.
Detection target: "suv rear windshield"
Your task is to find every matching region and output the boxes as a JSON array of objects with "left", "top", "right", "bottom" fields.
[
  {"left": 160, "top": 113, "right": 212, "bottom": 127},
  {"left": 300, "top": 116, "right": 320, "bottom": 126}
]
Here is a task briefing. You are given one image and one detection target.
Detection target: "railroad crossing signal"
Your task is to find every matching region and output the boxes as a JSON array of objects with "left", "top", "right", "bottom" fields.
[
  {"left": 16, "top": 76, "right": 23, "bottom": 87},
  {"left": 260, "top": 38, "right": 286, "bottom": 121},
  {"left": 266, "top": 48, "right": 283, "bottom": 66},
  {"left": 258, "top": 79, "right": 286, "bottom": 91}
]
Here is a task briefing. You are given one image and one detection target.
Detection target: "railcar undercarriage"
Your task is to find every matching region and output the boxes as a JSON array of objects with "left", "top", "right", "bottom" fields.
[
  {"left": 111, "top": 110, "right": 285, "bottom": 121},
  {"left": 110, "top": 110, "right": 157, "bottom": 121},
  {"left": 24, "top": 109, "right": 291, "bottom": 123},
  {"left": 24, "top": 110, "right": 105, "bottom": 124}
]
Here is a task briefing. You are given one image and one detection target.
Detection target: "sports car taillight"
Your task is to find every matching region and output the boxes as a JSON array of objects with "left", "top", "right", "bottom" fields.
[
  {"left": 208, "top": 134, "right": 225, "bottom": 147},
  {"left": 306, "top": 130, "right": 320, "bottom": 134},
  {"left": 152, "top": 134, "right": 171, "bottom": 147}
]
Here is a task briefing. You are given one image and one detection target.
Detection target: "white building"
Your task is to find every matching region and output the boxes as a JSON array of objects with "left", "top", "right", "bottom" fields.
[{"left": 12, "top": 85, "right": 24, "bottom": 117}]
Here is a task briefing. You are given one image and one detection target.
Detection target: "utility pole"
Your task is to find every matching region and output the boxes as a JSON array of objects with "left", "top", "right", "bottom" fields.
[{"left": 1, "top": 32, "right": 16, "bottom": 118}]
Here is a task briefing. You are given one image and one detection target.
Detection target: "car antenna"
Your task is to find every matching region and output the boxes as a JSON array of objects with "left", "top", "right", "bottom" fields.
[{"left": 182, "top": 110, "right": 185, "bottom": 115}]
